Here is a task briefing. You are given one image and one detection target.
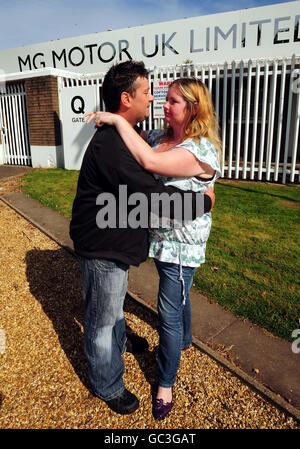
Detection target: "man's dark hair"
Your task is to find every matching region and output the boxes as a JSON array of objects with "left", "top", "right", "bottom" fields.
[{"left": 102, "top": 61, "right": 149, "bottom": 112}]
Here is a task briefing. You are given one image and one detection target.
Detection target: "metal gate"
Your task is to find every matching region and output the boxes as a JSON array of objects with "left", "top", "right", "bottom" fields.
[
  {"left": 0, "top": 83, "right": 31, "bottom": 166},
  {"left": 58, "top": 55, "right": 300, "bottom": 183},
  {"left": 150, "top": 55, "right": 300, "bottom": 184}
]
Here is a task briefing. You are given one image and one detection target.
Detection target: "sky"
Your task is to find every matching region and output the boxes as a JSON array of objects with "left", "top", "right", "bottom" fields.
[{"left": 0, "top": 0, "right": 295, "bottom": 50}]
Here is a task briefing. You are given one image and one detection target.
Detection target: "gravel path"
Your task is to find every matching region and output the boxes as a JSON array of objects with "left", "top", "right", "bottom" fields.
[{"left": 0, "top": 200, "right": 298, "bottom": 429}]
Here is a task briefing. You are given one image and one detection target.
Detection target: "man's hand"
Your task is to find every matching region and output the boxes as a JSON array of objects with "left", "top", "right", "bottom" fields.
[{"left": 205, "top": 185, "right": 215, "bottom": 211}]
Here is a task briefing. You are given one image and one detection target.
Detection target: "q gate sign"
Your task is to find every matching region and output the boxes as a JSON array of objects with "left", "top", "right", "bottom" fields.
[
  {"left": 0, "top": 1, "right": 299, "bottom": 75},
  {"left": 60, "top": 87, "right": 97, "bottom": 170}
]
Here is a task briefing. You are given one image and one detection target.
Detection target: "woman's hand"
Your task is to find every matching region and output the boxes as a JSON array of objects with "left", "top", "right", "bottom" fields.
[{"left": 85, "top": 111, "right": 119, "bottom": 127}]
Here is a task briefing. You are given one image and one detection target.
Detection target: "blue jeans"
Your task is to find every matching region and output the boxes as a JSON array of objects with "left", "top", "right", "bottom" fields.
[
  {"left": 154, "top": 259, "right": 197, "bottom": 388},
  {"left": 79, "top": 257, "right": 129, "bottom": 401}
]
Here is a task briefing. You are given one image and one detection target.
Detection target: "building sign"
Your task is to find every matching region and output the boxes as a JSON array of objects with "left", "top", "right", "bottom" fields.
[
  {"left": 0, "top": 1, "right": 299, "bottom": 75},
  {"left": 59, "top": 86, "right": 96, "bottom": 170},
  {"left": 153, "top": 80, "right": 172, "bottom": 118}
]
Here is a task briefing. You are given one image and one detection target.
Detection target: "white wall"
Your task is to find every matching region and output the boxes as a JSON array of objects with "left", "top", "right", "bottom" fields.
[{"left": 30, "top": 145, "right": 64, "bottom": 169}]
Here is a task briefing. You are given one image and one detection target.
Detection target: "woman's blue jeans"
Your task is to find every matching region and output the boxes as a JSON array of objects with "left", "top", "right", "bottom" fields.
[
  {"left": 154, "top": 259, "right": 197, "bottom": 388},
  {"left": 79, "top": 257, "right": 129, "bottom": 401}
]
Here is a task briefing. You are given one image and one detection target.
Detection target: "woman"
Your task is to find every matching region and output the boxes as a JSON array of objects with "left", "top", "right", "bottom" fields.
[{"left": 87, "top": 77, "right": 221, "bottom": 420}]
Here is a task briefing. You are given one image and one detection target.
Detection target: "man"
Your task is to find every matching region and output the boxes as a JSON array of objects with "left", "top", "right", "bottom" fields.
[{"left": 70, "top": 61, "right": 214, "bottom": 415}]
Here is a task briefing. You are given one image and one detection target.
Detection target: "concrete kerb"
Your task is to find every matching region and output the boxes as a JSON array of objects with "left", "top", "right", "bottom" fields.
[{"left": 1, "top": 194, "right": 300, "bottom": 425}]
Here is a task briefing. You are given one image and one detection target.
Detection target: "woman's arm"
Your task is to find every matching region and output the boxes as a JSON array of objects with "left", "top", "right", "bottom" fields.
[{"left": 85, "top": 111, "right": 215, "bottom": 178}]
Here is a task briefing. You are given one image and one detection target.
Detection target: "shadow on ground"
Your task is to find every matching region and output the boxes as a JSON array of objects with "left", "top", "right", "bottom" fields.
[
  {"left": 219, "top": 181, "right": 300, "bottom": 203},
  {"left": 25, "top": 248, "right": 158, "bottom": 398}
]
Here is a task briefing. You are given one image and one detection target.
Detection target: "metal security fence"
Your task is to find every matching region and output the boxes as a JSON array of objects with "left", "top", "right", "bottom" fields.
[
  {"left": 59, "top": 55, "right": 300, "bottom": 183},
  {"left": 149, "top": 56, "right": 300, "bottom": 184},
  {"left": 0, "top": 83, "right": 31, "bottom": 166}
]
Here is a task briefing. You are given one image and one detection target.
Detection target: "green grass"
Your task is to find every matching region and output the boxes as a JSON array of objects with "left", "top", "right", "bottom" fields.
[
  {"left": 22, "top": 168, "right": 79, "bottom": 219},
  {"left": 196, "top": 180, "right": 300, "bottom": 341},
  {"left": 21, "top": 169, "right": 300, "bottom": 341}
]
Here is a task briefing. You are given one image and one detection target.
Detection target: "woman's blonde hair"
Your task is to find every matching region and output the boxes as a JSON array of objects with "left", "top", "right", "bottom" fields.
[{"left": 164, "top": 77, "right": 222, "bottom": 161}]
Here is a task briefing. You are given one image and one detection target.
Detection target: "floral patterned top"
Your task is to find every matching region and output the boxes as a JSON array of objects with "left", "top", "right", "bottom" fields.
[{"left": 147, "top": 130, "right": 221, "bottom": 267}]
